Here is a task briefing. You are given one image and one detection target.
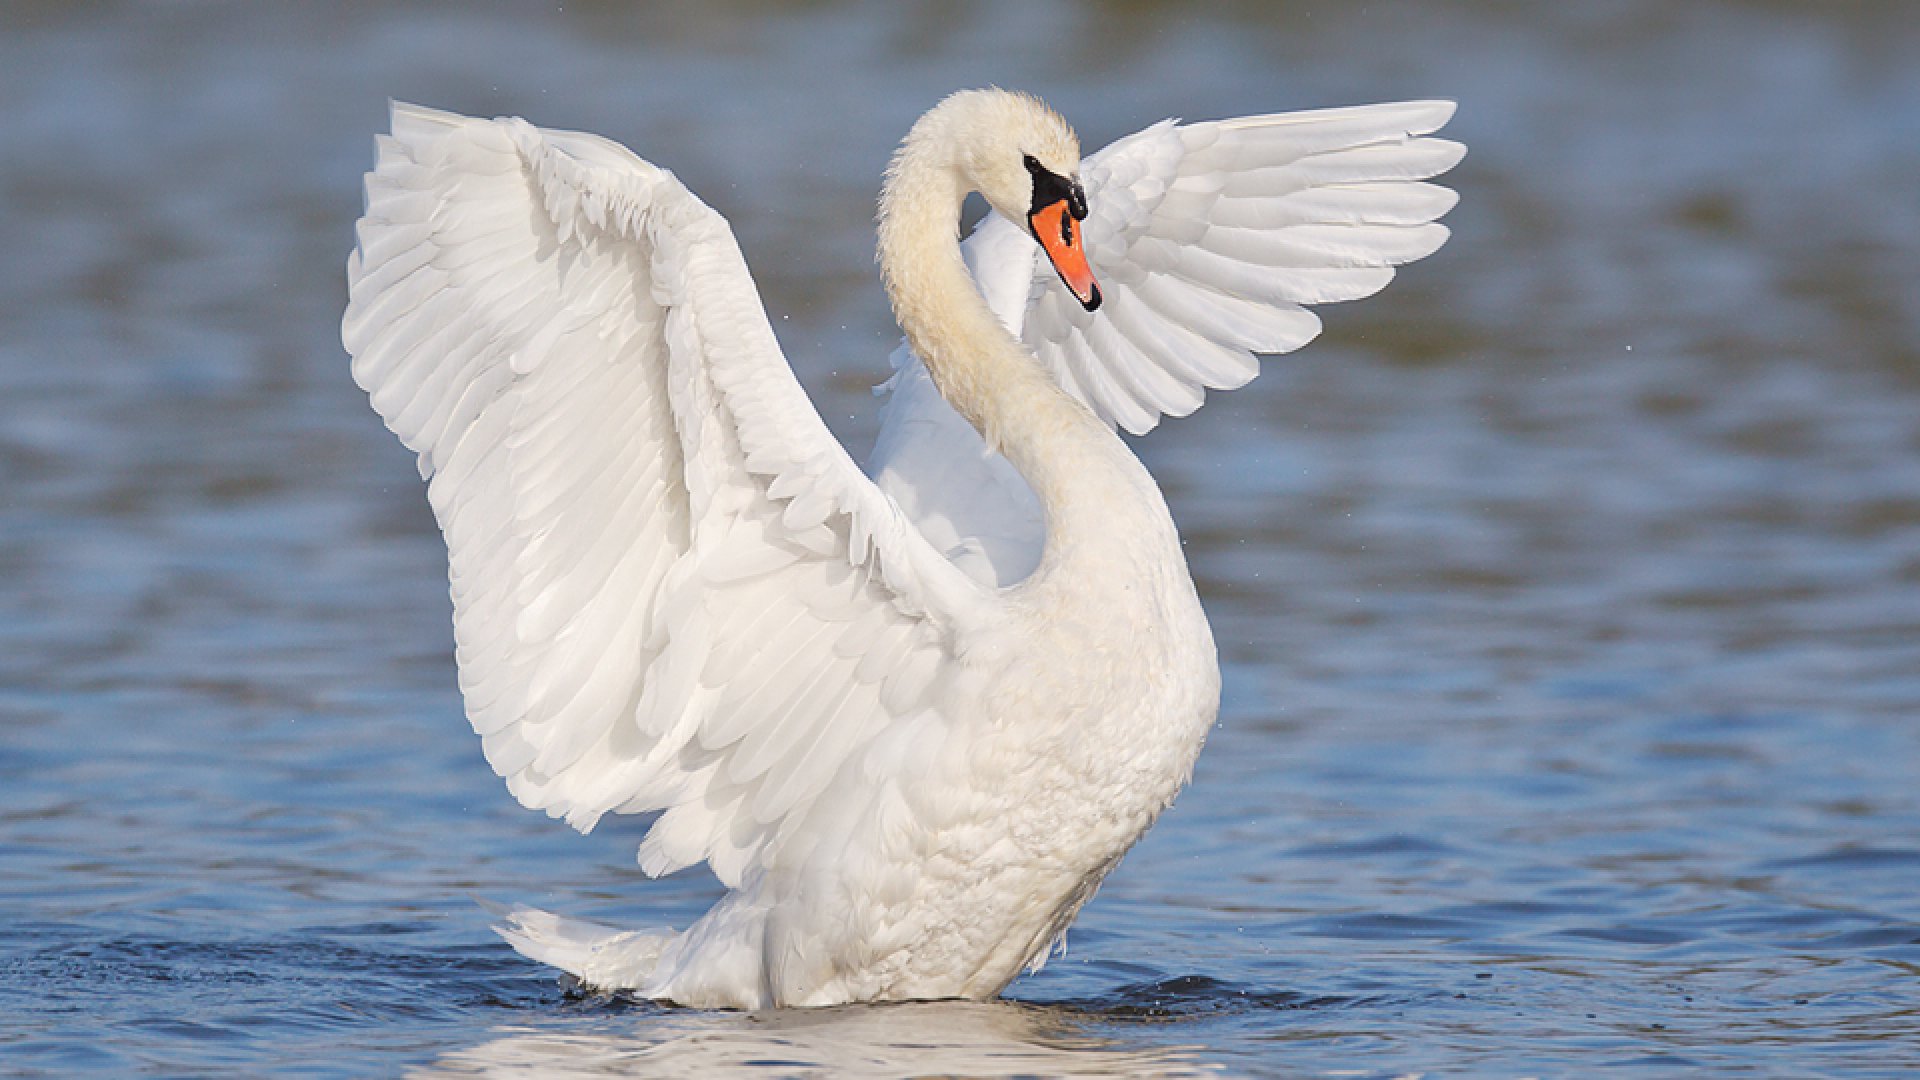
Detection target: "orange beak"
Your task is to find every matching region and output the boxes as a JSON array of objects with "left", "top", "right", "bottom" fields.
[{"left": 1030, "top": 199, "right": 1101, "bottom": 311}]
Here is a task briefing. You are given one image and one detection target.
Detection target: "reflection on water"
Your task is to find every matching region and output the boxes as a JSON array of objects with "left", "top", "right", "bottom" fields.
[
  {"left": 414, "top": 999, "right": 1217, "bottom": 1079},
  {"left": 3, "top": 1, "right": 1918, "bottom": 1076}
]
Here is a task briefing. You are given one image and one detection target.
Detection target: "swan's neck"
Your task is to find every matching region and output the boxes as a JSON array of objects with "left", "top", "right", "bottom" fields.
[{"left": 878, "top": 148, "right": 1159, "bottom": 548}]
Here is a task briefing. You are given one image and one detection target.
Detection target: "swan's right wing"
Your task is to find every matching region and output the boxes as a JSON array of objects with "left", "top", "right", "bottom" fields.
[
  {"left": 987, "top": 99, "right": 1465, "bottom": 434},
  {"left": 345, "top": 104, "right": 989, "bottom": 891}
]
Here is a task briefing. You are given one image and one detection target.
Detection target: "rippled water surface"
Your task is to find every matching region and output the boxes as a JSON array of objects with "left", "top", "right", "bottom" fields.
[{"left": 4, "top": 3, "right": 1919, "bottom": 1076}]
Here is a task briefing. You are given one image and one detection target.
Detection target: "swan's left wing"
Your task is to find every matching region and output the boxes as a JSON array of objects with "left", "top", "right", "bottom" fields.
[
  {"left": 984, "top": 99, "right": 1465, "bottom": 434},
  {"left": 868, "top": 100, "right": 1464, "bottom": 585}
]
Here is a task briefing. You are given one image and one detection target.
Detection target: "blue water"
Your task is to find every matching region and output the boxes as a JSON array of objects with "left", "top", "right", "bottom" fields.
[{"left": 4, "top": 2, "right": 1919, "bottom": 1075}]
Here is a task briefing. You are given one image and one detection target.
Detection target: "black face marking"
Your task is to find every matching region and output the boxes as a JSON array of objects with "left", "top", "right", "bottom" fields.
[{"left": 1024, "top": 154, "right": 1088, "bottom": 221}]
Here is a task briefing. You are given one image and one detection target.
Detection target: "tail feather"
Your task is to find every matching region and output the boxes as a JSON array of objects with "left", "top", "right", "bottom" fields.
[{"left": 480, "top": 899, "right": 673, "bottom": 991}]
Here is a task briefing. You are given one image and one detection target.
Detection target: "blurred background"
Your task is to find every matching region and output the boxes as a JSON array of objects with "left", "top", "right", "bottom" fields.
[{"left": 2, "top": 2, "right": 1916, "bottom": 1075}]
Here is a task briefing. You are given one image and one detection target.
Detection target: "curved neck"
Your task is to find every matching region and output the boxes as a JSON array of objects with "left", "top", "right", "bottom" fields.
[{"left": 877, "top": 141, "right": 1130, "bottom": 527}]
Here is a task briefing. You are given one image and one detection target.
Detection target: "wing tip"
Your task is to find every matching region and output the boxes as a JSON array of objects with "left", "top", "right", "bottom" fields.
[
  {"left": 389, "top": 99, "right": 470, "bottom": 134},
  {"left": 1379, "top": 98, "right": 1458, "bottom": 138},
  {"left": 1219, "top": 97, "right": 1459, "bottom": 138},
  {"left": 1423, "top": 136, "right": 1469, "bottom": 174},
  {"left": 1402, "top": 98, "right": 1458, "bottom": 133}
]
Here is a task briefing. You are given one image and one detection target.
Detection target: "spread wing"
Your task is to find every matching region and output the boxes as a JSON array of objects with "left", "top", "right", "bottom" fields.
[
  {"left": 868, "top": 99, "right": 1463, "bottom": 586},
  {"left": 994, "top": 98, "right": 1463, "bottom": 435},
  {"left": 344, "top": 104, "right": 988, "bottom": 888}
]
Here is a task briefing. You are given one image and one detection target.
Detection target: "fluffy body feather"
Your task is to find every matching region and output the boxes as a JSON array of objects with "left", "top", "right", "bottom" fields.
[{"left": 343, "top": 90, "right": 1461, "bottom": 1008}]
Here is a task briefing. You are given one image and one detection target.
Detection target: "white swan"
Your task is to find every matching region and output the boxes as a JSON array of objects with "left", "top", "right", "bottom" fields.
[{"left": 343, "top": 89, "right": 1461, "bottom": 1009}]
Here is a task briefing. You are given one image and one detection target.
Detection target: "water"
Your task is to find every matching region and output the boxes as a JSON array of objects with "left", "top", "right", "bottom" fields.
[{"left": 4, "top": 2, "right": 1918, "bottom": 1075}]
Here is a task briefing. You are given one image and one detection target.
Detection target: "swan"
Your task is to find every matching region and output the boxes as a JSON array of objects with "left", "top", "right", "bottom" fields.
[{"left": 342, "top": 89, "right": 1461, "bottom": 1009}]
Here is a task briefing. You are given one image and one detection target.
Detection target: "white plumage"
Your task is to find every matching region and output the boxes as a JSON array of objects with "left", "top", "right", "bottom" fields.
[{"left": 344, "top": 90, "right": 1461, "bottom": 1008}]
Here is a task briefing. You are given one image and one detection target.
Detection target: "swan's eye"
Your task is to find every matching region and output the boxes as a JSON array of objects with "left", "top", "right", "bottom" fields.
[{"left": 1025, "top": 157, "right": 1078, "bottom": 221}]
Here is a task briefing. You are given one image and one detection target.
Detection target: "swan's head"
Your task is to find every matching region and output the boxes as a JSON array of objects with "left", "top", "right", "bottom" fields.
[{"left": 894, "top": 88, "right": 1102, "bottom": 311}]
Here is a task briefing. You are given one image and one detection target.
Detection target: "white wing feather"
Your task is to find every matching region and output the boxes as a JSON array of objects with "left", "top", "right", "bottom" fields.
[
  {"left": 344, "top": 104, "right": 988, "bottom": 889},
  {"left": 869, "top": 99, "right": 1463, "bottom": 585},
  {"left": 1025, "top": 98, "right": 1464, "bottom": 435}
]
